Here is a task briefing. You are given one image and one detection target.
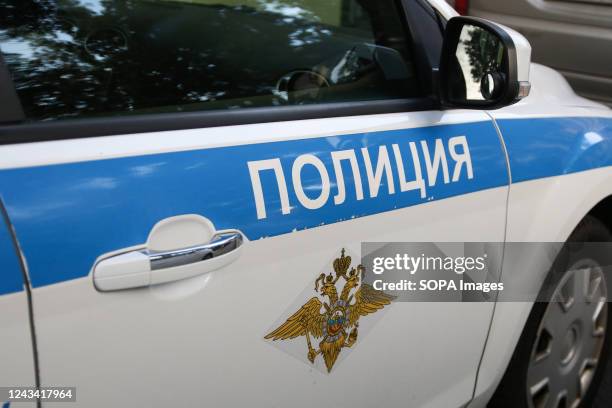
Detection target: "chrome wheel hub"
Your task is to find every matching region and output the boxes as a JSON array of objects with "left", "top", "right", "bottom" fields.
[{"left": 527, "top": 259, "right": 608, "bottom": 408}]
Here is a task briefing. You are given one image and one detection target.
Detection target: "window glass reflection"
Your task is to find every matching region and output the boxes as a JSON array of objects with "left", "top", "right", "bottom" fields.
[
  {"left": 0, "top": 0, "right": 419, "bottom": 121},
  {"left": 455, "top": 24, "right": 504, "bottom": 101}
]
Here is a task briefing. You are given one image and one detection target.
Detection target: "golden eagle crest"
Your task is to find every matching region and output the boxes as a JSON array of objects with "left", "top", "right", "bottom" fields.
[{"left": 265, "top": 249, "right": 394, "bottom": 372}]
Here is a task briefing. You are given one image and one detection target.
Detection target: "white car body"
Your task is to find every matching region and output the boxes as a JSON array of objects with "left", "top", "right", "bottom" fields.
[{"left": 1, "top": 1, "right": 611, "bottom": 407}]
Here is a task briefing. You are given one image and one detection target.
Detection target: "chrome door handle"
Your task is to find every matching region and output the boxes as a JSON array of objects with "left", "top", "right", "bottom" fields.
[
  {"left": 93, "top": 226, "right": 245, "bottom": 292},
  {"left": 146, "top": 231, "right": 243, "bottom": 270}
]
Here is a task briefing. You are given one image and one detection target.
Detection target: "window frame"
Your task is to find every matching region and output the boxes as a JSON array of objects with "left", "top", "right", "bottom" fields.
[
  {"left": 0, "top": 54, "right": 25, "bottom": 124},
  {"left": 0, "top": 0, "right": 444, "bottom": 145}
]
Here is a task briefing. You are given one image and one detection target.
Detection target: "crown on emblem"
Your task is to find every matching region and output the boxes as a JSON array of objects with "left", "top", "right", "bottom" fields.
[
  {"left": 333, "top": 248, "right": 351, "bottom": 278},
  {"left": 315, "top": 249, "right": 354, "bottom": 293}
]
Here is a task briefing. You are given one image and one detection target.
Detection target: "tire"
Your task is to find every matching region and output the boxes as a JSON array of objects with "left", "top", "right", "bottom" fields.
[{"left": 489, "top": 216, "right": 612, "bottom": 408}]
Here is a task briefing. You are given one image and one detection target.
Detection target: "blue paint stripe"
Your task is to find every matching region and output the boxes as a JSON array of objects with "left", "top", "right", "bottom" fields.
[
  {"left": 498, "top": 116, "right": 612, "bottom": 183},
  {"left": 1, "top": 115, "right": 612, "bottom": 290},
  {"left": 0, "top": 120, "right": 507, "bottom": 288}
]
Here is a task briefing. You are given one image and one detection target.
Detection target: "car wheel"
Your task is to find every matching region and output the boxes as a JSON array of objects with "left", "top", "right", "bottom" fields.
[{"left": 489, "top": 216, "right": 612, "bottom": 408}]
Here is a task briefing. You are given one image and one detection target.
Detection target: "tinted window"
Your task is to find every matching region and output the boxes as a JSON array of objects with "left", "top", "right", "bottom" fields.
[{"left": 0, "top": 0, "right": 420, "bottom": 121}]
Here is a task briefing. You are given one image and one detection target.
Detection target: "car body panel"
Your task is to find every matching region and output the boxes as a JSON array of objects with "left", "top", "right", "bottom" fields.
[
  {"left": 428, "top": 0, "right": 459, "bottom": 19},
  {"left": 0, "top": 110, "right": 509, "bottom": 407},
  {"left": 468, "top": 62, "right": 612, "bottom": 407},
  {"left": 469, "top": 165, "right": 612, "bottom": 407}
]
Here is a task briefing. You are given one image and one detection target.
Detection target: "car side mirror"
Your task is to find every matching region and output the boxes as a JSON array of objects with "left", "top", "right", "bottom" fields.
[{"left": 438, "top": 16, "right": 531, "bottom": 109}]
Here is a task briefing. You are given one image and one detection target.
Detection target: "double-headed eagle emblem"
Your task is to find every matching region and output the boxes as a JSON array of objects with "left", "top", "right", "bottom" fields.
[{"left": 265, "top": 249, "right": 394, "bottom": 372}]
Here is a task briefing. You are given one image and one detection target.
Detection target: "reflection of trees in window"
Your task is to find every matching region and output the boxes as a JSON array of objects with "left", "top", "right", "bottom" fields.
[
  {"left": 0, "top": 0, "right": 410, "bottom": 121},
  {"left": 0, "top": 0, "right": 348, "bottom": 120},
  {"left": 461, "top": 27, "right": 502, "bottom": 83},
  {"left": 4, "top": 2, "right": 88, "bottom": 118}
]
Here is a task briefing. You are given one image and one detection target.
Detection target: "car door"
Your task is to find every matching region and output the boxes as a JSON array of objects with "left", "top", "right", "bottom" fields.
[
  {"left": 0, "top": 203, "right": 36, "bottom": 408},
  {"left": 0, "top": 1, "right": 508, "bottom": 407}
]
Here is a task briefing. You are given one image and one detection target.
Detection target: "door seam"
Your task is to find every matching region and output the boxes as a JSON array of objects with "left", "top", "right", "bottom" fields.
[
  {"left": 0, "top": 197, "right": 41, "bottom": 408},
  {"left": 469, "top": 112, "right": 513, "bottom": 403}
]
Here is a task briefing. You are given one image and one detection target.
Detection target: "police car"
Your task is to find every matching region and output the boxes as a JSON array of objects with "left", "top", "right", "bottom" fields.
[{"left": 1, "top": 0, "right": 611, "bottom": 407}]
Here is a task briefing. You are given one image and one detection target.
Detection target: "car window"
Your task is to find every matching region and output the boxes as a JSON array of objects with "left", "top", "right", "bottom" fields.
[{"left": 0, "top": 0, "right": 421, "bottom": 122}]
